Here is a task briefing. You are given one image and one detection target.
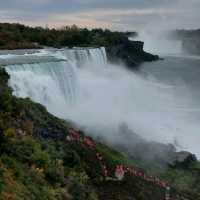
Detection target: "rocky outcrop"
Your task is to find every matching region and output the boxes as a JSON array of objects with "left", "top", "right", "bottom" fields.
[
  {"left": 168, "top": 151, "right": 197, "bottom": 168},
  {"left": 106, "top": 40, "right": 159, "bottom": 68}
]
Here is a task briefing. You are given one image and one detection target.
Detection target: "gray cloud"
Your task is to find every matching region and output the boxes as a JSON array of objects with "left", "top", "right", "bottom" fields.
[{"left": 0, "top": 0, "right": 199, "bottom": 30}]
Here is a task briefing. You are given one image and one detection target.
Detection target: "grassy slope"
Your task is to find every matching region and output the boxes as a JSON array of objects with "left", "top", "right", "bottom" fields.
[{"left": 0, "top": 67, "right": 199, "bottom": 199}]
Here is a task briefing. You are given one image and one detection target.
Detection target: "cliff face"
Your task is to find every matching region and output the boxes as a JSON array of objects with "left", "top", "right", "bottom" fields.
[{"left": 106, "top": 40, "right": 159, "bottom": 68}]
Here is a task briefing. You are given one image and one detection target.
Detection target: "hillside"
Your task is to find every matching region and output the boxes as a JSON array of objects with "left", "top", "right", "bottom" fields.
[
  {"left": 0, "top": 67, "right": 199, "bottom": 199},
  {"left": 0, "top": 67, "right": 165, "bottom": 199}
]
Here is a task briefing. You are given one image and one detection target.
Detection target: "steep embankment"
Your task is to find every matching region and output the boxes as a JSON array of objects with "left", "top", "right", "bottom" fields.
[
  {"left": 0, "top": 67, "right": 168, "bottom": 200},
  {"left": 1, "top": 67, "right": 194, "bottom": 200}
]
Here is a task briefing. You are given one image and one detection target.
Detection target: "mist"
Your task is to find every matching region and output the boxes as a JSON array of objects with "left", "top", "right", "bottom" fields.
[
  {"left": 130, "top": 30, "right": 182, "bottom": 55},
  {"left": 58, "top": 60, "right": 199, "bottom": 158},
  {"left": 6, "top": 48, "right": 200, "bottom": 166},
  {"left": 65, "top": 63, "right": 173, "bottom": 142}
]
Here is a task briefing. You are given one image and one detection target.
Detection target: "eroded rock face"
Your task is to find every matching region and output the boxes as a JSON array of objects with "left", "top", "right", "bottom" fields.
[{"left": 106, "top": 40, "right": 159, "bottom": 68}]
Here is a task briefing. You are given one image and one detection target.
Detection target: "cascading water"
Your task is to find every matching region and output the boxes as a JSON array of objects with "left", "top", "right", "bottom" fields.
[
  {"left": 4, "top": 47, "right": 107, "bottom": 118},
  {"left": 6, "top": 61, "right": 77, "bottom": 116},
  {"left": 55, "top": 47, "right": 107, "bottom": 66}
]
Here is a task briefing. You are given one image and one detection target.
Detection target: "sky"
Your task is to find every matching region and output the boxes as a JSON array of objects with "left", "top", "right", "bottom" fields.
[{"left": 0, "top": 0, "right": 200, "bottom": 31}]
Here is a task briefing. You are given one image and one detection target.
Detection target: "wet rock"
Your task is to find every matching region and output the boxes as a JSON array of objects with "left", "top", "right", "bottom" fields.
[{"left": 106, "top": 40, "right": 159, "bottom": 69}]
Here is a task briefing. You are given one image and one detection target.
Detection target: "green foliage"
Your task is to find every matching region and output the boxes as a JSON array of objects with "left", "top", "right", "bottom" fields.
[
  {"left": 96, "top": 143, "right": 136, "bottom": 166},
  {"left": 4, "top": 128, "right": 16, "bottom": 139},
  {"left": 68, "top": 178, "right": 97, "bottom": 200},
  {"left": 0, "top": 135, "right": 91, "bottom": 199},
  {"left": 44, "top": 158, "right": 66, "bottom": 186},
  {"left": 0, "top": 68, "right": 12, "bottom": 113},
  {"left": 0, "top": 23, "right": 134, "bottom": 49},
  {"left": 160, "top": 162, "right": 200, "bottom": 199},
  {"left": 63, "top": 149, "right": 81, "bottom": 168}
]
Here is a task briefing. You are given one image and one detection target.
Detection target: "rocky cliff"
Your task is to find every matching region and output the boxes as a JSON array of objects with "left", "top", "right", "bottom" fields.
[{"left": 106, "top": 40, "right": 159, "bottom": 68}]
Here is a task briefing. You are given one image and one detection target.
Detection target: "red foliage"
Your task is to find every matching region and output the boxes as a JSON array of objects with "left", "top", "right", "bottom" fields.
[
  {"left": 82, "top": 137, "right": 96, "bottom": 149},
  {"left": 66, "top": 128, "right": 169, "bottom": 190},
  {"left": 115, "top": 165, "right": 125, "bottom": 180},
  {"left": 96, "top": 153, "right": 103, "bottom": 161},
  {"left": 68, "top": 128, "right": 80, "bottom": 141}
]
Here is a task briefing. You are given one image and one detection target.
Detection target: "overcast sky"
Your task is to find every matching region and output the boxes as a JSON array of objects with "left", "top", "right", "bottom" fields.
[{"left": 0, "top": 0, "right": 200, "bottom": 31}]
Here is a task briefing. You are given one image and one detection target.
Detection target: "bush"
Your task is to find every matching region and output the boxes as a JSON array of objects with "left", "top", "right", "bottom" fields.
[
  {"left": 63, "top": 149, "right": 81, "bottom": 168},
  {"left": 45, "top": 160, "right": 65, "bottom": 185}
]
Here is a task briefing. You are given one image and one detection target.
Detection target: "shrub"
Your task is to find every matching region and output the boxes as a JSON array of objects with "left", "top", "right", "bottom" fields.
[{"left": 63, "top": 150, "right": 81, "bottom": 168}]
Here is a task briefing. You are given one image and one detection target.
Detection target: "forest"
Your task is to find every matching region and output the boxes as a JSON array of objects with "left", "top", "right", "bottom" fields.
[{"left": 0, "top": 23, "right": 136, "bottom": 49}]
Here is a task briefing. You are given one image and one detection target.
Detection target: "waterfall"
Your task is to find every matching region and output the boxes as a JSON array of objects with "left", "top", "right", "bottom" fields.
[
  {"left": 60, "top": 47, "right": 107, "bottom": 66},
  {"left": 4, "top": 47, "right": 107, "bottom": 117},
  {"left": 6, "top": 61, "right": 78, "bottom": 116},
  {"left": 3, "top": 47, "right": 200, "bottom": 157}
]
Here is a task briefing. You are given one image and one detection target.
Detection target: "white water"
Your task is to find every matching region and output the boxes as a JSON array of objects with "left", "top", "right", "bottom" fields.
[
  {"left": 5, "top": 47, "right": 107, "bottom": 117},
  {"left": 3, "top": 47, "right": 200, "bottom": 158},
  {"left": 6, "top": 61, "right": 78, "bottom": 115}
]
